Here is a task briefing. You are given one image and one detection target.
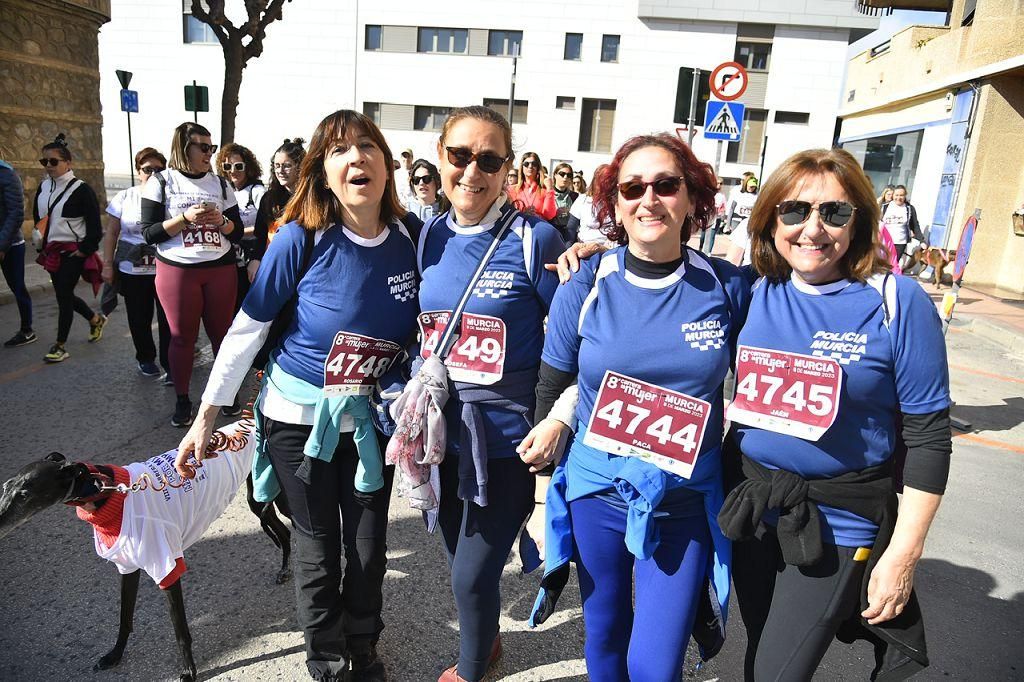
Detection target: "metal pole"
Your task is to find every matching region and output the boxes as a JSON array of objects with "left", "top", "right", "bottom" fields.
[
  {"left": 714, "top": 140, "right": 724, "bottom": 178},
  {"left": 352, "top": 0, "right": 359, "bottom": 109},
  {"left": 687, "top": 66, "right": 699, "bottom": 146},
  {"left": 127, "top": 110, "right": 134, "bottom": 187},
  {"left": 507, "top": 44, "right": 519, "bottom": 124},
  {"left": 758, "top": 133, "right": 768, "bottom": 181},
  {"left": 193, "top": 79, "right": 198, "bottom": 123}
]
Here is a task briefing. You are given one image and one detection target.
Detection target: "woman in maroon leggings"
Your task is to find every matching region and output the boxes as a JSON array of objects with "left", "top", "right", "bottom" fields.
[{"left": 140, "top": 122, "right": 242, "bottom": 427}]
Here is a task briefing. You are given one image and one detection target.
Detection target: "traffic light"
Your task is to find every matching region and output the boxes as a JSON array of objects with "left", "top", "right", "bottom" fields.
[{"left": 674, "top": 67, "right": 711, "bottom": 125}]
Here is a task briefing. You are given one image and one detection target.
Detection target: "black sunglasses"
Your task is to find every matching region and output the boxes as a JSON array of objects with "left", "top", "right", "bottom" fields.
[
  {"left": 190, "top": 142, "right": 218, "bottom": 154},
  {"left": 39, "top": 158, "right": 62, "bottom": 167},
  {"left": 411, "top": 175, "right": 433, "bottom": 185},
  {"left": 222, "top": 162, "right": 245, "bottom": 172},
  {"left": 445, "top": 146, "right": 507, "bottom": 174},
  {"left": 618, "top": 176, "right": 685, "bottom": 201},
  {"left": 777, "top": 200, "right": 856, "bottom": 228},
  {"left": 522, "top": 160, "right": 539, "bottom": 168},
  {"left": 139, "top": 166, "right": 164, "bottom": 175},
  {"left": 555, "top": 171, "right": 572, "bottom": 178}
]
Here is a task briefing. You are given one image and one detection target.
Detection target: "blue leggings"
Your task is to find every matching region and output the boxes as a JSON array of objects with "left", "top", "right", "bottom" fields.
[{"left": 572, "top": 494, "right": 711, "bottom": 682}]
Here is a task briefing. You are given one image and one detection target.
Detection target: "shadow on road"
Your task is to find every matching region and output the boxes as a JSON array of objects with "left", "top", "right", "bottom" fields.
[{"left": 950, "top": 397, "right": 1024, "bottom": 435}]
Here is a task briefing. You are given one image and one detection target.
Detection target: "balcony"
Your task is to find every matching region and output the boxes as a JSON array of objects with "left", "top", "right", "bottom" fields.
[{"left": 855, "top": 0, "right": 953, "bottom": 14}]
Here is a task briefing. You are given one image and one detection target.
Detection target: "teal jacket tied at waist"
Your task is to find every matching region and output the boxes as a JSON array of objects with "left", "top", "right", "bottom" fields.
[{"left": 251, "top": 359, "right": 385, "bottom": 503}]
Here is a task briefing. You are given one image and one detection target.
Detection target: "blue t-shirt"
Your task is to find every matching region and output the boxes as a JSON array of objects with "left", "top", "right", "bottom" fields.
[
  {"left": 733, "top": 274, "right": 950, "bottom": 547},
  {"left": 543, "top": 246, "right": 751, "bottom": 493},
  {"left": 242, "top": 221, "right": 419, "bottom": 387},
  {"left": 417, "top": 204, "right": 565, "bottom": 458}
]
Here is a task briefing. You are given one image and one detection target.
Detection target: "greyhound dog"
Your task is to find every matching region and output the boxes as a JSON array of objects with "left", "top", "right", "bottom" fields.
[{"left": 0, "top": 422, "right": 291, "bottom": 682}]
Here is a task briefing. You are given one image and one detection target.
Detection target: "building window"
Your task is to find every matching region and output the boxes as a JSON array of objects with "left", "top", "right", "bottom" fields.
[
  {"left": 363, "top": 102, "right": 380, "bottom": 126},
  {"left": 961, "top": 0, "right": 976, "bottom": 26},
  {"left": 579, "top": 99, "right": 616, "bottom": 153},
  {"left": 183, "top": 13, "right": 217, "bottom": 44},
  {"left": 483, "top": 98, "right": 528, "bottom": 124},
  {"left": 725, "top": 109, "right": 768, "bottom": 165},
  {"left": 841, "top": 130, "right": 924, "bottom": 196},
  {"left": 365, "top": 25, "right": 382, "bottom": 51},
  {"left": 774, "top": 111, "right": 809, "bottom": 125},
  {"left": 488, "top": 30, "right": 522, "bottom": 57},
  {"left": 414, "top": 105, "right": 451, "bottom": 131},
  {"left": 418, "top": 27, "right": 468, "bottom": 54},
  {"left": 601, "top": 35, "right": 620, "bottom": 63},
  {"left": 564, "top": 33, "right": 582, "bottom": 61},
  {"left": 735, "top": 41, "right": 771, "bottom": 71},
  {"left": 556, "top": 96, "right": 575, "bottom": 110}
]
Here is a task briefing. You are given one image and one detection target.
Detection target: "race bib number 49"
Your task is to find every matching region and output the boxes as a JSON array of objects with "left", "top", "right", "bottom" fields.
[
  {"left": 323, "top": 332, "right": 401, "bottom": 396},
  {"left": 583, "top": 371, "right": 710, "bottom": 479},
  {"left": 726, "top": 345, "right": 842, "bottom": 441},
  {"left": 181, "top": 224, "right": 223, "bottom": 252},
  {"left": 419, "top": 311, "right": 506, "bottom": 385}
]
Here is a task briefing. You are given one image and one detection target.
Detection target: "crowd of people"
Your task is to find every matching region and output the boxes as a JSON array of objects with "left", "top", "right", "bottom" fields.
[{"left": 0, "top": 110, "right": 951, "bottom": 682}]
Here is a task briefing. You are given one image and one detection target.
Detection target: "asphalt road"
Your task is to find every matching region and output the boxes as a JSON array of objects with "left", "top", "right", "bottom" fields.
[{"left": 0, "top": 282, "right": 1021, "bottom": 681}]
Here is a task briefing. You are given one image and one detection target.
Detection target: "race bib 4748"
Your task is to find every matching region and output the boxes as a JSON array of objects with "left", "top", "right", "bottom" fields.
[{"left": 323, "top": 332, "right": 402, "bottom": 397}]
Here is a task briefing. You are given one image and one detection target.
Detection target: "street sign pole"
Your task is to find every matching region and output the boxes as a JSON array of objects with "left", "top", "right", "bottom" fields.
[
  {"left": 192, "top": 79, "right": 198, "bottom": 123},
  {"left": 507, "top": 44, "right": 518, "bottom": 125},
  {"left": 686, "top": 66, "right": 700, "bottom": 146},
  {"left": 714, "top": 140, "right": 724, "bottom": 177},
  {"left": 116, "top": 69, "right": 135, "bottom": 186}
]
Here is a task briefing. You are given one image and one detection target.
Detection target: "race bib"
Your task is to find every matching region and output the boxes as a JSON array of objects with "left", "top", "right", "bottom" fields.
[
  {"left": 419, "top": 310, "right": 506, "bottom": 385},
  {"left": 323, "top": 332, "right": 402, "bottom": 397},
  {"left": 132, "top": 251, "right": 156, "bottom": 275},
  {"left": 181, "top": 224, "right": 223, "bottom": 252},
  {"left": 726, "top": 345, "right": 842, "bottom": 441},
  {"left": 583, "top": 371, "right": 710, "bottom": 479}
]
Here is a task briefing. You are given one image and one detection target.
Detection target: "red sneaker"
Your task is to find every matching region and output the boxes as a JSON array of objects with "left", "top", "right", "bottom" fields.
[{"left": 437, "top": 634, "right": 502, "bottom": 682}]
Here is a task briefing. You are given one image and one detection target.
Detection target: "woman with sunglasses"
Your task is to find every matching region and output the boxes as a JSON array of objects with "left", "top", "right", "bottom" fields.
[
  {"left": 217, "top": 142, "right": 266, "bottom": 309},
  {"left": 719, "top": 148, "right": 950, "bottom": 680},
  {"left": 404, "top": 158, "right": 443, "bottom": 222},
  {"left": 253, "top": 138, "right": 306, "bottom": 270},
  {"left": 32, "top": 133, "right": 106, "bottom": 363},
  {"left": 507, "top": 151, "right": 557, "bottom": 221},
  {"left": 140, "top": 121, "right": 243, "bottom": 427},
  {"left": 101, "top": 147, "right": 171, "bottom": 377},
  {"left": 522, "top": 133, "right": 748, "bottom": 681},
  {"left": 418, "top": 106, "right": 564, "bottom": 682},
  {"left": 571, "top": 172, "right": 587, "bottom": 194},
  {"left": 549, "top": 162, "right": 579, "bottom": 244}
]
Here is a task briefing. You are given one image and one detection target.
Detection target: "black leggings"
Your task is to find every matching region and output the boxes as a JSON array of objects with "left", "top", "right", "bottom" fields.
[
  {"left": 732, "top": 527, "right": 868, "bottom": 681},
  {"left": 119, "top": 272, "right": 170, "bottom": 369},
  {"left": 438, "top": 454, "right": 536, "bottom": 682},
  {"left": 50, "top": 253, "right": 95, "bottom": 343},
  {"left": 265, "top": 418, "right": 394, "bottom": 678}
]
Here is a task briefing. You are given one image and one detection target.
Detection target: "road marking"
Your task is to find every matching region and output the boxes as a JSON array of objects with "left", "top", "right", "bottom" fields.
[
  {"left": 954, "top": 432, "right": 1024, "bottom": 454},
  {"left": 0, "top": 362, "right": 45, "bottom": 385},
  {"left": 950, "top": 363, "right": 1024, "bottom": 385}
]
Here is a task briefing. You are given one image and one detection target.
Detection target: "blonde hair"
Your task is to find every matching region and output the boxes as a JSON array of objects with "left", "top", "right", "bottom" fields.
[{"left": 168, "top": 122, "right": 212, "bottom": 173}]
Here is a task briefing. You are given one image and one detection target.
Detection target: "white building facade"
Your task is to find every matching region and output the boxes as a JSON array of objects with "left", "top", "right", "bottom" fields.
[{"left": 98, "top": 1, "right": 876, "bottom": 188}]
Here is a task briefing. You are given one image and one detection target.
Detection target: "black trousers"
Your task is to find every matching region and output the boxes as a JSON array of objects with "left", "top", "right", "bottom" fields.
[
  {"left": 732, "top": 526, "right": 868, "bottom": 681},
  {"left": 49, "top": 253, "right": 94, "bottom": 343},
  {"left": 235, "top": 264, "right": 250, "bottom": 313},
  {"left": 265, "top": 418, "right": 394, "bottom": 678},
  {"left": 119, "top": 272, "right": 170, "bottom": 369}
]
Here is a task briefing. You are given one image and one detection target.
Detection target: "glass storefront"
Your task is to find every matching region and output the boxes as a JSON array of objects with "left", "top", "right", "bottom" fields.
[{"left": 842, "top": 129, "right": 924, "bottom": 197}]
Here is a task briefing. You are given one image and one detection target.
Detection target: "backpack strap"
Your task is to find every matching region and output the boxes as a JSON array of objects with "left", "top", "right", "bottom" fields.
[
  {"left": 218, "top": 175, "right": 229, "bottom": 201},
  {"left": 867, "top": 272, "right": 898, "bottom": 332}
]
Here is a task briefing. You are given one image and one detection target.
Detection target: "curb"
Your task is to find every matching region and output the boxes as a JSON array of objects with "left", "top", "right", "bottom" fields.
[{"left": 959, "top": 315, "right": 1024, "bottom": 359}]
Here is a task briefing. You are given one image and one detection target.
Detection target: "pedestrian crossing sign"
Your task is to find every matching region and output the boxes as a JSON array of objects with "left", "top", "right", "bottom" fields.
[{"left": 704, "top": 100, "right": 745, "bottom": 142}]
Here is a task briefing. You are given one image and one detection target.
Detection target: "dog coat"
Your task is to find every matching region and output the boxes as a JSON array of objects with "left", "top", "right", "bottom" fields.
[{"left": 80, "top": 422, "right": 255, "bottom": 587}]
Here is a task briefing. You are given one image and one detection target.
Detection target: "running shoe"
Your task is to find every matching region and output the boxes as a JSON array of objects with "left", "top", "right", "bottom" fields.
[
  {"left": 220, "top": 398, "right": 242, "bottom": 417},
  {"left": 4, "top": 330, "right": 37, "bottom": 347},
  {"left": 171, "top": 397, "right": 193, "bottom": 427},
  {"left": 138, "top": 361, "right": 162, "bottom": 377},
  {"left": 43, "top": 343, "right": 69, "bottom": 363},
  {"left": 88, "top": 314, "right": 107, "bottom": 342},
  {"left": 160, "top": 370, "right": 175, "bottom": 386}
]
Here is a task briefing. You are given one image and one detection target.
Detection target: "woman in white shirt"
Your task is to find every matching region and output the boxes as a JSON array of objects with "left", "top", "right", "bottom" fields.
[{"left": 217, "top": 142, "right": 266, "bottom": 308}]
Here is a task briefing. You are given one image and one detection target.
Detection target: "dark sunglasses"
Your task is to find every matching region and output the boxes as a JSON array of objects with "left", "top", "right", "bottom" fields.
[
  {"left": 777, "top": 200, "right": 856, "bottom": 228},
  {"left": 522, "top": 160, "right": 539, "bottom": 168},
  {"left": 618, "top": 176, "right": 685, "bottom": 201},
  {"left": 189, "top": 142, "right": 218, "bottom": 154},
  {"left": 411, "top": 175, "right": 433, "bottom": 185},
  {"left": 39, "top": 158, "right": 62, "bottom": 167},
  {"left": 445, "top": 146, "right": 507, "bottom": 174},
  {"left": 139, "top": 166, "right": 164, "bottom": 175},
  {"left": 222, "top": 162, "right": 245, "bottom": 172},
  {"left": 555, "top": 171, "right": 572, "bottom": 178}
]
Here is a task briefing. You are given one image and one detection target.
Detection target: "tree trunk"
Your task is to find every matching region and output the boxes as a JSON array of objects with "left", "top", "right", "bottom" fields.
[{"left": 220, "top": 44, "right": 245, "bottom": 144}]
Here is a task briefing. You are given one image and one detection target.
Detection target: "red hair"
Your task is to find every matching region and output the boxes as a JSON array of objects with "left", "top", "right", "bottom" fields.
[{"left": 593, "top": 134, "right": 716, "bottom": 244}]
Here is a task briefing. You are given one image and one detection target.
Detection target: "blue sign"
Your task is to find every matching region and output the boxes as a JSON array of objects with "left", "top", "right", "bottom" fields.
[
  {"left": 120, "top": 89, "right": 139, "bottom": 113},
  {"left": 930, "top": 89, "right": 974, "bottom": 247},
  {"left": 704, "top": 101, "right": 744, "bottom": 142},
  {"left": 953, "top": 213, "right": 978, "bottom": 283}
]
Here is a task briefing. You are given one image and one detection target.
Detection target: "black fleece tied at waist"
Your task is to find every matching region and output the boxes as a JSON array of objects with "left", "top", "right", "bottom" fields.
[{"left": 718, "top": 435, "right": 929, "bottom": 681}]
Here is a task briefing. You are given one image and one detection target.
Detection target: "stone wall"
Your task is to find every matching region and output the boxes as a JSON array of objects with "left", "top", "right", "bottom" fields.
[{"left": 0, "top": 0, "right": 110, "bottom": 236}]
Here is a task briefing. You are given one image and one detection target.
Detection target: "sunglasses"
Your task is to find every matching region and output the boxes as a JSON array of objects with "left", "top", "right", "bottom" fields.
[
  {"left": 139, "top": 166, "right": 164, "bottom": 175},
  {"left": 777, "top": 200, "right": 856, "bottom": 228},
  {"left": 189, "top": 142, "right": 218, "bottom": 154},
  {"left": 222, "top": 162, "right": 245, "bottom": 172},
  {"left": 411, "top": 175, "right": 433, "bottom": 185},
  {"left": 273, "top": 163, "right": 294, "bottom": 172},
  {"left": 617, "top": 176, "right": 685, "bottom": 201},
  {"left": 39, "top": 158, "right": 62, "bottom": 167},
  {"left": 555, "top": 171, "right": 572, "bottom": 178},
  {"left": 522, "top": 160, "right": 539, "bottom": 168},
  {"left": 445, "top": 146, "right": 507, "bottom": 174}
]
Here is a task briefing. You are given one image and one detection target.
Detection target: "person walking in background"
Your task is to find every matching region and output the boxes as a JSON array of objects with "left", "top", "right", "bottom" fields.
[
  {"left": 508, "top": 151, "right": 557, "bottom": 220},
  {"left": 0, "top": 159, "right": 34, "bottom": 347},
  {"left": 550, "top": 162, "right": 579, "bottom": 244},
  {"left": 253, "top": 137, "right": 305, "bottom": 269},
  {"left": 101, "top": 147, "right": 171, "bottom": 377},
  {"left": 567, "top": 164, "right": 614, "bottom": 246},
  {"left": 217, "top": 142, "right": 266, "bottom": 308},
  {"left": 140, "top": 122, "right": 242, "bottom": 427},
  {"left": 725, "top": 174, "right": 758, "bottom": 235},
  {"left": 404, "top": 158, "right": 443, "bottom": 222},
  {"left": 505, "top": 168, "right": 519, "bottom": 190},
  {"left": 701, "top": 176, "right": 727, "bottom": 253},
  {"left": 33, "top": 134, "right": 105, "bottom": 363},
  {"left": 571, "top": 171, "right": 587, "bottom": 195},
  {"left": 394, "top": 148, "right": 414, "bottom": 204},
  {"left": 880, "top": 184, "right": 924, "bottom": 261},
  {"left": 877, "top": 184, "right": 894, "bottom": 207}
]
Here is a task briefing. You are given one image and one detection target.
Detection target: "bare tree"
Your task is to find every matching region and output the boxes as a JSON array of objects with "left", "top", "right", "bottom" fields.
[{"left": 190, "top": 0, "right": 292, "bottom": 143}]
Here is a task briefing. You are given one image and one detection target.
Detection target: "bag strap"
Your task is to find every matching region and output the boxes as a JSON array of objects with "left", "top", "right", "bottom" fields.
[
  {"left": 436, "top": 208, "right": 518, "bottom": 360},
  {"left": 46, "top": 178, "right": 79, "bottom": 216}
]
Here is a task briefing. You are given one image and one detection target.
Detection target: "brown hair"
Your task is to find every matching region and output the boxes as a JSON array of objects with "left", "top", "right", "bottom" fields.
[
  {"left": 748, "top": 148, "right": 890, "bottom": 282},
  {"left": 552, "top": 162, "right": 574, "bottom": 189},
  {"left": 516, "top": 151, "right": 542, "bottom": 191},
  {"left": 586, "top": 165, "right": 607, "bottom": 198},
  {"left": 168, "top": 122, "right": 212, "bottom": 172},
  {"left": 134, "top": 147, "right": 166, "bottom": 170},
  {"left": 280, "top": 110, "right": 404, "bottom": 231},
  {"left": 216, "top": 142, "right": 263, "bottom": 188},
  {"left": 593, "top": 134, "right": 716, "bottom": 244}
]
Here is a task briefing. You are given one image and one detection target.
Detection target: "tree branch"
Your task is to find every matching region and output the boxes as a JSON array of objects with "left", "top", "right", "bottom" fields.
[{"left": 189, "top": 0, "right": 230, "bottom": 46}]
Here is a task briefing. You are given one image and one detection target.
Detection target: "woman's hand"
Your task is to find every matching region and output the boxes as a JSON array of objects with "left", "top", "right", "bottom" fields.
[
  {"left": 525, "top": 505, "right": 546, "bottom": 561},
  {"left": 247, "top": 259, "right": 260, "bottom": 283},
  {"left": 517, "top": 418, "right": 571, "bottom": 473},
  {"left": 101, "top": 262, "right": 114, "bottom": 284},
  {"left": 862, "top": 546, "right": 918, "bottom": 625},
  {"left": 545, "top": 241, "right": 607, "bottom": 284},
  {"left": 183, "top": 204, "right": 206, "bottom": 224},
  {"left": 175, "top": 403, "right": 221, "bottom": 479}
]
